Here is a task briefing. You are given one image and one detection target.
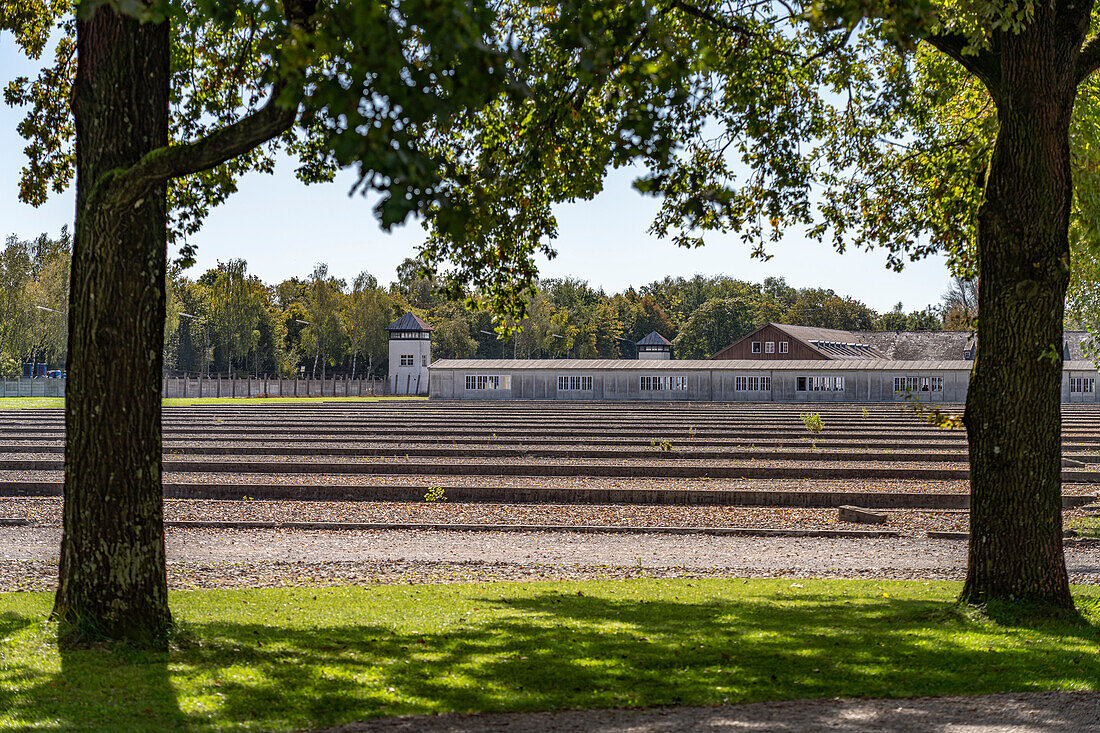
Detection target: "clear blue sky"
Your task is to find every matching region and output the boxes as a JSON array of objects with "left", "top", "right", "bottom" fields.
[{"left": 0, "top": 39, "right": 952, "bottom": 314}]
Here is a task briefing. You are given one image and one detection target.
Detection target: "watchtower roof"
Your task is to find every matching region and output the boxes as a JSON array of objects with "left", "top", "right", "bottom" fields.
[
  {"left": 385, "top": 312, "right": 433, "bottom": 332},
  {"left": 636, "top": 331, "right": 672, "bottom": 347}
]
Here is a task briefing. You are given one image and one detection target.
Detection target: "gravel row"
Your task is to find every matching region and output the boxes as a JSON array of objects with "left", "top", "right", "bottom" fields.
[
  {"left": 0, "top": 453, "right": 981, "bottom": 469},
  {"left": 0, "top": 559, "right": 980, "bottom": 593},
  {"left": 4, "top": 470, "right": 1098, "bottom": 496},
  {"left": 0, "top": 497, "right": 988, "bottom": 536},
  {"left": 5, "top": 554, "right": 1099, "bottom": 594},
  {"left": 4, "top": 527, "right": 1099, "bottom": 593}
]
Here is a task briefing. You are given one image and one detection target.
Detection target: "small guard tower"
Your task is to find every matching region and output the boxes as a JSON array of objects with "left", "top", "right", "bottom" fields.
[
  {"left": 636, "top": 331, "right": 672, "bottom": 360},
  {"left": 386, "top": 312, "right": 433, "bottom": 395}
]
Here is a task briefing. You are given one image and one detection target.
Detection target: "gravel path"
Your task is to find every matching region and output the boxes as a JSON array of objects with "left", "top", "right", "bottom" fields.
[
  {"left": 315, "top": 691, "right": 1100, "bottom": 732},
  {"left": 0, "top": 497, "right": 983, "bottom": 535},
  {"left": 5, "top": 471, "right": 1097, "bottom": 497},
  {"left": 3, "top": 527, "right": 1099, "bottom": 591}
]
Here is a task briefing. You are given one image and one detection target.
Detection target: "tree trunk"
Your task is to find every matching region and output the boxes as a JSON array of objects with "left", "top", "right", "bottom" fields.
[
  {"left": 961, "top": 17, "right": 1083, "bottom": 609},
  {"left": 54, "top": 8, "right": 171, "bottom": 647}
]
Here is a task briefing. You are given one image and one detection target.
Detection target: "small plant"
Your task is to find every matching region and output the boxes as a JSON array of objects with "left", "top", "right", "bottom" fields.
[
  {"left": 424, "top": 486, "right": 447, "bottom": 502},
  {"left": 861, "top": 407, "right": 870, "bottom": 418},
  {"left": 800, "top": 412, "right": 824, "bottom": 450},
  {"left": 650, "top": 439, "right": 675, "bottom": 451},
  {"left": 800, "top": 412, "right": 824, "bottom": 434}
]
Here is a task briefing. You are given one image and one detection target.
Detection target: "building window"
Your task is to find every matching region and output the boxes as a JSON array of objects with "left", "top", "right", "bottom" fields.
[
  {"left": 640, "top": 376, "right": 688, "bottom": 391},
  {"left": 1071, "top": 377, "right": 1095, "bottom": 393},
  {"left": 796, "top": 376, "right": 844, "bottom": 392},
  {"left": 751, "top": 342, "right": 761, "bottom": 354},
  {"left": 735, "top": 376, "right": 771, "bottom": 391},
  {"left": 779, "top": 341, "right": 789, "bottom": 354},
  {"left": 399, "top": 354, "right": 414, "bottom": 367},
  {"left": 422, "top": 355, "right": 428, "bottom": 367},
  {"left": 557, "top": 375, "right": 593, "bottom": 391},
  {"left": 464, "top": 374, "right": 511, "bottom": 391},
  {"left": 931, "top": 377, "right": 943, "bottom": 392},
  {"left": 765, "top": 341, "right": 775, "bottom": 354}
]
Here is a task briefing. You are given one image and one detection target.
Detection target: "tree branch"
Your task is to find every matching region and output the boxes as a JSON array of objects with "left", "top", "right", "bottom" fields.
[
  {"left": 669, "top": 0, "right": 750, "bottom": 36},
  {"left": 924, "top": 33, "right": 1001, "bottom": 95},
  {"left": 1077, "top": 34, "right": 1100, "bottom": 84},
  {"left": 116, "top": 81, "right": 296, "bottom": 200},
  {"left": 94, "top": 0, "right": 318, "bottom": 209}
]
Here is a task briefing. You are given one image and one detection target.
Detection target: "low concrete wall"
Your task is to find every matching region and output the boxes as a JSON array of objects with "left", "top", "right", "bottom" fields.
[
  {"left": 0, "top": 379, "right": 65, "bottom": 398},
  {"left": 162, "top": 376, "right": 384, "bottom": 398},
  {"left": 0, "top": 377, "right": 386, "bottom": 399}
]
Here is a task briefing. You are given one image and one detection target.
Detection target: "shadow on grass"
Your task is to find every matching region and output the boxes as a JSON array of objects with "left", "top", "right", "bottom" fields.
[
  {"left": 0, "top": 610, "right": 37, "bottom": 640},
  {"left": 177, "top": 591, "right": 1100, "bottom": 729},
  {"left": 2, "top": 628, "right": 186, "bottom": 733},
  {"left": 5, "top": 589, "right": 1100, "bottom": 731}
]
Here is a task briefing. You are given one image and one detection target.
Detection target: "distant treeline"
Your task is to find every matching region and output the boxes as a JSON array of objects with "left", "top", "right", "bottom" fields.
[{"left": 4, "top": 229, "right": 976, "bottom": 378}]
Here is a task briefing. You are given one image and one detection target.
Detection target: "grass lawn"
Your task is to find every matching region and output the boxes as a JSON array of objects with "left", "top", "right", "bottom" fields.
[
  {"left": 1, "top": 579, "right": 1098, "bottom": 732},
  {"left": 0, "top": 396, "right": 424, "bottom": 409},
  {"left": 0, "top": 398, "right": 66, "bottom": 409}
]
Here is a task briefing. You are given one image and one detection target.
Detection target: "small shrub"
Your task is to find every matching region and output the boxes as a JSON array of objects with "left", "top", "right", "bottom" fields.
[
  {"left": 861, "top": 407, "right": 870, "bottom": 418},
  {"left": 424, "top": 486, "right": 447, "bottom": 502},
  {"left": 800, "top": 412, "right": 824, "bottom": 434}
]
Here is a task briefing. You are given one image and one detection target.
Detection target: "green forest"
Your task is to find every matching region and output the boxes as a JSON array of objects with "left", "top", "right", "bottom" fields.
[{"left": 5, "top": 228, "right": 981, "bottom": 379}]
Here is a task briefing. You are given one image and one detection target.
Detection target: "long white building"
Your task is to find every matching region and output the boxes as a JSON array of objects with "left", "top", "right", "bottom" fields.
[{"left": 415, "top": 321, "right": 1099, "bottom": 403}]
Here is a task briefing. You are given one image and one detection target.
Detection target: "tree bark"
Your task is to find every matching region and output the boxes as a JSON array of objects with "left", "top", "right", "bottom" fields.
[
  {"left": 53, "top": 8, "right": 171, "bottom": 646},
  {"left": 960, "top": 11, "right": 1087, "bottom": 609}
]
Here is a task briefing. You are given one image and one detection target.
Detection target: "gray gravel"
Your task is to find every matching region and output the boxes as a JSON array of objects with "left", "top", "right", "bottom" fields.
[
  {"left": 315, "top": 691, "right": 1100, "bottom": 732},
  {"left": 3, "top": 526, "right": 1099, "bottom": 591},
  {"left": 0, "top": 497, "right": 982, "bottom": 536}
]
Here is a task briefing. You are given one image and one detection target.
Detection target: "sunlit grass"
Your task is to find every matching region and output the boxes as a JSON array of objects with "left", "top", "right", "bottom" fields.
[{"left": 1, "top": 579, "right": 1098, "bottom": 732}]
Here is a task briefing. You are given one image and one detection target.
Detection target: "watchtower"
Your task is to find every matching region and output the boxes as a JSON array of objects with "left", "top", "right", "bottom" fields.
[
  {"left": 386, "top": 312, "right": 433, "bottom": 395},
  {"left": 635, "top": 331, "right": 672, "bottom": 360}
]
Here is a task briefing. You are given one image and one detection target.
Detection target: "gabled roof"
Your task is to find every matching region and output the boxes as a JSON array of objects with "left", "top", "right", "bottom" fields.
[
  {"left": 1064, "top": 331, "right": 1094, "bottom": 361},
  {"left": 712, "top": 323, "right": 886, "bottom": 360},
  {"left": 385, "top": 312, "right": 433, "bottom": 332},
  {"left": 713, "top": 323, "right": 1096, "bottom": 362},
  {"left": 636, "top": 331, "right": 672, "bottom": 347}
]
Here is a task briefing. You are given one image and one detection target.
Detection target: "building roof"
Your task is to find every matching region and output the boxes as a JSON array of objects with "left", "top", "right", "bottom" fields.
[
  {"left": 714, "top": 323, "right": 887, "bottom": 360},
  {"left": 635, "top": 331, "right": 672, "bottom": 347},
  {"left": 849, "top": 330, "right": 974, "bottom": 361},
  {"left": 714, "top": 324, "right": 1095, "bottom": 362},
  {"left": 431, "top": 357, "right": 1097, "bottom": 372},
  {"left": 385, "top": 312, "right": 433, "bottom": 332},
  {"left": 1065, "top": 331, "right": 1094, "bottom": 361}
]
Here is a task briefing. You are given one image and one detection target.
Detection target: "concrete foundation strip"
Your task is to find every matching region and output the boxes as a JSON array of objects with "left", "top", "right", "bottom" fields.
[
  {"left": 161, "top": 520, "right": 900, "bottom": 537},
  {"left": 5, "top": 458, "right": 1100, "bottom": 483},
  {"left": 928, "top": 531, "right": 1100, "bottom": 546},
  {"left": 1, "top": 481, "right": 1094, "bottom": 509}
]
